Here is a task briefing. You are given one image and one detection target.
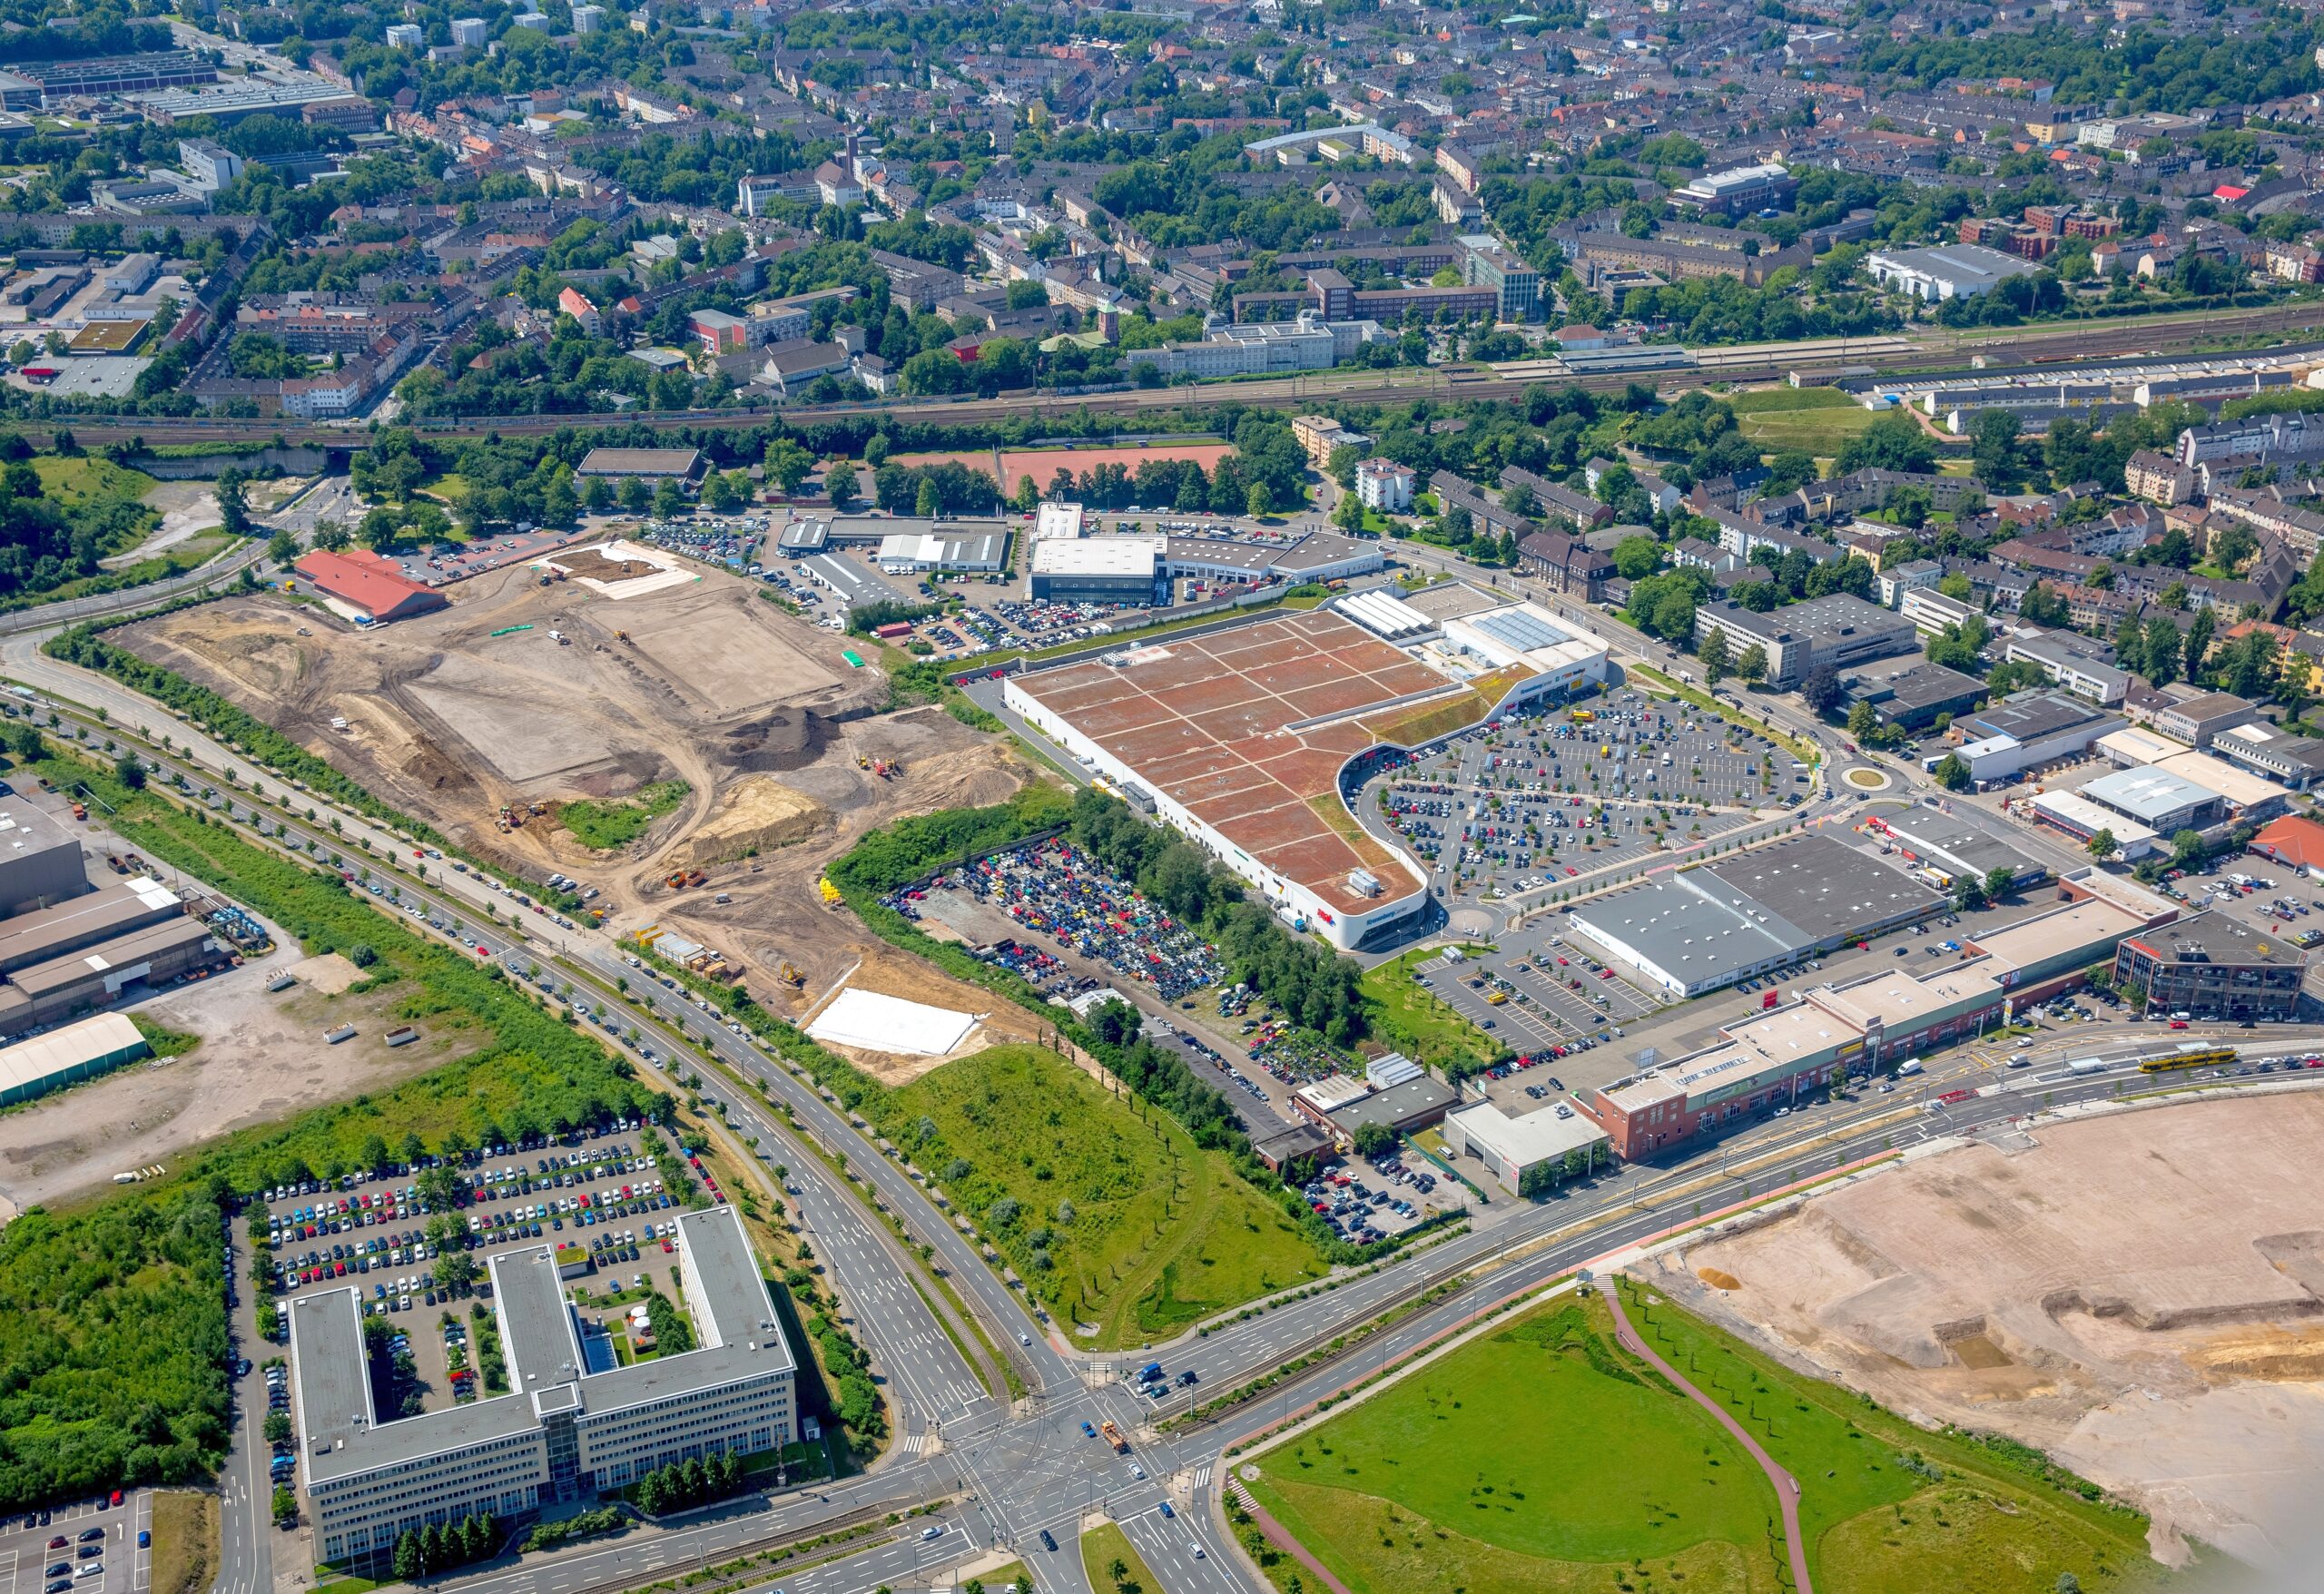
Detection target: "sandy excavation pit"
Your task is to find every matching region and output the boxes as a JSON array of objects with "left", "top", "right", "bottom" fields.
[
  {"left": 107, "top": 566, "right": 1032, "bottom": 1008},
  {"left": 1645, "top": 1090, "right": 2324, "bottom": 1569}
]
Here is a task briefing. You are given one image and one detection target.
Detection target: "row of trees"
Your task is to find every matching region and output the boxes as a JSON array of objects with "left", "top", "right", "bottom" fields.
[
  {"left": 390, "top": 1512, "right": 499, "bottom": 1579},
  {"left": 634, "top": 1451, "right": 747, "bottom": 1517}
]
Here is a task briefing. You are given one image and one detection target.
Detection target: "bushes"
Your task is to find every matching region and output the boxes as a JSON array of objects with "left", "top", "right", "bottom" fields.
[{"left": 0, "top": 1186, "right": 231, "bottom": 1511}]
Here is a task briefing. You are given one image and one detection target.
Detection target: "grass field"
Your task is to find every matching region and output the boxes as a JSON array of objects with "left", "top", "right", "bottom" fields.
[
  {"left": 149, "top": 1491, "right": 218, "bottom": 1594},
  {"left": 973, "top": 1560, "right": 1031, "bottom": 1593},
  {"left": 560, "top": 780, "right": 691, "bottom": 850},
  {"left": 31, "top": 455, "right": 158, "bottom": 507},
  {"left": 1082, "top": 1520, "right": 1162, "bottom": 1594},
  {"left": 1728, "top": 387, "right": 1882, "bottom": 460},
  {"left": 1240, "top": 1284, "right": 2177, "bottom": 1594},
  {"left": 1359, "top": 947, "right": 1506, "bottom": 1076},
  {"left": 875, "top": 1046, "right": 1327, "bottom": 1347}
]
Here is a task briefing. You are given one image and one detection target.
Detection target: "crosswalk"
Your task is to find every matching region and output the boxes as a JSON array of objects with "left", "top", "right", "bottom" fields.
[
  {"left": 896, "top": 1432, "right": 932, "bottom": 1454},
  {"left": 1191, "top": 1464, "right": 1212, "bottom": 1490}
]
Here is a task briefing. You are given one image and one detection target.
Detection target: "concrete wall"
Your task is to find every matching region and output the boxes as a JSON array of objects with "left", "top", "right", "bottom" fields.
[{"left": 133, "top": 444, "right": 336, "bottom": 479}]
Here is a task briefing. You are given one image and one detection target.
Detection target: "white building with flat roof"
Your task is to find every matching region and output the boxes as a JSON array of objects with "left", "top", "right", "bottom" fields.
[
  {"left": 1442, "top": 1098, "right": 1609, "bottom": 1194},
  {"left": 1034, "top": 501, "right": 1087, "bottom": 540}
]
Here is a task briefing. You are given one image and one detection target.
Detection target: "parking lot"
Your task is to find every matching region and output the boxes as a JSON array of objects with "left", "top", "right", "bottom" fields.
[
  {"left": 253, "top": 1119, "right": 695, "bottom": 1495},
  {"left": 1364, "top": 690, "right": 1791, "bottom": 908},
  {"left": 0, "top": 1491, "right": 150, "bottom": 1594},
  {"left": 394, "top": 525, "right": 594, "bottom": 588}
]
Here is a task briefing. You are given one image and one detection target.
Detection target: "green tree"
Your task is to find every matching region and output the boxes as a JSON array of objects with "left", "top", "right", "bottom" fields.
[
  {"left": 2087, "top": 828, "right": 2119, "bottom": 861},
  {"left": 1846, "top": 700, "right": 1878, "bottom": 742},
  {"left": 826, "top": 463, "right": 859, "bottom": 507},
  {"left": 216, "top": 469, "right": 251, "bottom": 538},
  {"left": 2183, "top": 606, "right": 2217, "bottom": 683},
  {"left": 266, "top": 527, "right": 298, "bottom": 565},
  {"left": 1333, "top": 491, "right": 1367, "bottom": 533},
  {"left": 1697, "top": 625, "right": 1730, "bottom": 685},
  {"left": 1612, "top": 534, "right": 1661, "bottom": 580},
  {"left": 113, "top": 753, "right": 144, "bottom": 790},
  {"left": 1736, "top": 643, "right": 1768, "bottom": 684},
  {"left": 1801, "top": 664, "right": 1845, "bottom": 716},
  {"left": 1984, "top": 866, "right": 2014, "bottom": 902},
  {"left": 652, "top": 479, "right": 685, "bottom": 518},
  {"left": 1933, "top": 753, "right": 1970, "bottom": 792},
  {"left": 1246, "top": 481, "right": 1273, "bottom": 519},
  {"left": 584, "top": 476, "right": 615, "bottom": 513},
  {"left": 2142, "top": 615, "right": 2181, "bottom": 688},
  {"left": 1351, "top": 1121, "right": 1395, "bottom": 1156},
  {"left": 393, "top": 1532, "right": 419, "bottom": 1580},
  {"left": 618, "top": 477, "right": 650, "bottom": 514},
  {"left": 2171, "top": 829, "right": 2207, "bottom": 867},
  {"left": 704, "top": 470, "right": 744, "bottom": 513}
]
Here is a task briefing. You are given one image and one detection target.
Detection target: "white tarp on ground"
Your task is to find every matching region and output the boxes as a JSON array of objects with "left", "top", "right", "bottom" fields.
[
  {"left": 541, "top": 538, "right": 696, "bottom": 599},
  {"left": 807, "top": 987, "right": 978, "bottom": 1056}
]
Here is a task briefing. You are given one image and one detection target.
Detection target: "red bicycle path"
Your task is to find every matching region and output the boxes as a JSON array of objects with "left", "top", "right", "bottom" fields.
[{"left": 1605, "top": 1284, "right": 1817, "bottom": 1594}]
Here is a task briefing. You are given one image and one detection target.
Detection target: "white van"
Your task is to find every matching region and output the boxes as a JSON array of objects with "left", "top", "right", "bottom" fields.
[{"left": 1895, "top": 1058, "right": 1924, "bottom": 1077}]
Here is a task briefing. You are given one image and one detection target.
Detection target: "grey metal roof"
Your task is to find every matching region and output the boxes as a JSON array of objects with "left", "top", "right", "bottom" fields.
[
  {"left": 289, "top": 1288, "right": 374, "bottom": 1457},
  {"left": 677, "top": 1205, "right": 783, "bottom": 1349},
  {"left": 1701, "top": 835, "right": 1944, "bottom": 944}
]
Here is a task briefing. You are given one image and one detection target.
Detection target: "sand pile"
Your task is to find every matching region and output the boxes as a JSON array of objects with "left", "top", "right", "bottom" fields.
[{"left": 684, "top": 775, "right": 828, "bottom": 863}]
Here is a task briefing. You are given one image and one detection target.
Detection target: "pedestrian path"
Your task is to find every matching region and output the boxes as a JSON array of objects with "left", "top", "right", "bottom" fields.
[
  {"left": 1225, "top": 1480, "right": 1351, "bottom": 1594},
  {"left": 1603, "top": 1284, "right": 1814, "bottom": 1594}
]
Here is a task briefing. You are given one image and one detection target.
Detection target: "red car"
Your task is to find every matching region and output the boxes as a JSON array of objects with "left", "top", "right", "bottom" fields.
[{"left": 109, "top": 1491, "right": 122, "bottom": 1508}]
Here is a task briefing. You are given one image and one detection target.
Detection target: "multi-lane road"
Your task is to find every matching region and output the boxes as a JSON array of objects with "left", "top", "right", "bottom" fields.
[{"left": 11, "top": 556, "right": 2317, "bottom": 1594}]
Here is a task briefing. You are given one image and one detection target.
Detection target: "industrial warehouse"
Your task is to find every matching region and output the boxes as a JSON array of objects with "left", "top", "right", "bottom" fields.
[
  {"left": 1003, "top": 600, "right": 1610, "bottom": 950},
  {"left": 290, "top": 1205, "right": 795, "bottom": 1567},
  {"left": 1565, "top": 834, "right": 1949, "bottom": 998},
  {"left": 0, "top": 797, "right": 233, "bottom": 1037}
]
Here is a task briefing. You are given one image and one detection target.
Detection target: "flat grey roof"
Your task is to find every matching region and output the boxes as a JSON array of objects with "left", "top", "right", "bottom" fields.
[
  {"left": 289, "top": 1288, "right": 375, "bottom": 1453},
  {"left": 1700, "top": 834, "right": 1944, "bottom": 943},
  {"left": 1572, "top": 869, "right": 1807, "bottom": 985},
  {"left": 2129, "top": 910, "right": 2306, "bottom": 969},
  {"left": 576, "top": 448, "right": 700, "bottom": 477},
  {"left": 1875, "top": 806, "right": 2037, "bottom": 881},
  {"left": 0, "top": 795, "right": 81, "bottom": 865},
  {"left": 1397, "top": 580, "right": 1506, "bottom": 623},
  {"left": 676, "top": 1204, "right": 779, "bottom": 1347},
  {"left": 1967, "top": 690, "right": 2114, "bottom": 743},
  {"left": 1271, "top": 531, "right": 1376, "bottom": 574},
  {"left": 9, "top": 914, "right": 212, "bottom": 999},
  {"left": 0, "top": 877, "right": 177, "bottom": 973},
  {"left": 490, "top": 1245, "right": 585, "bottom": 1395},
  {"left": 1705, "top": 592, "right": 1911, "bottom": 647},
  {"left": 1164, "top": 536, "right": 1275, "bottom": 573},
  {"left": 1327, "top": 1075, "right": 1455, "bottom": 1132},
  {"left": 299, "top": 1205, "right": 795, "bottom": 1487},
  {"left": 1844, "top": 658, "right": 1984, "bottom": 713}
]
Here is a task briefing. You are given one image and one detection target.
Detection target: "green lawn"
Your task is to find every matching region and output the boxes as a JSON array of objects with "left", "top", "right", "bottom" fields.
[
  {"left": 973, "top": 1560, "right": 1031, "bottom": 1593},
  {"left": 1239, "top": 1284, "right": 2178, "bottom": 1594},
  {"left": 559, "top": 781, "right": 691, "bottom": 850},
  {"left": 32, "top": 455, "right": 158, "bottom": 507},
  {"left": 1082, "top": 1520, "right": 1163, "bottom": 1594},
  {"left": 877, "top": 1045, "right": 1327, "bottom": 1347},
  {"left": 1728, "top": 387, "right": 1882, "bottom": 460},
  {"left": 1358, "top": 947, "right": 1506, "bottom": 1077}
]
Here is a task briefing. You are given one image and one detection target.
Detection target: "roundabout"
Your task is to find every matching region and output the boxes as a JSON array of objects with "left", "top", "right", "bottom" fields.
[{"left": 1841, "top": 764, "right": 1893, "bottom": 792}]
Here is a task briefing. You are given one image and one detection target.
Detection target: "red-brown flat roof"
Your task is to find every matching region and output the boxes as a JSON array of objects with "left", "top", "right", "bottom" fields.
[{"left": 1016, "top": 611, "right": 1525, "bottom": 915}]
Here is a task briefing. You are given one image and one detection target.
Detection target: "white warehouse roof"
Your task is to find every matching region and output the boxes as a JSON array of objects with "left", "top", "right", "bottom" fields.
[
  {"left": 1446, "top": 1098, "right": 1608, "bottom": 1166},
  {"left": 1032, "top": 537, "right": 1162, "bottom": 576},
  {"left": 0, "top": 1011, "right": 145, "bottom": 1101},
  {"left": 1335, "top": 589, "right": 1432, "bottom": 640}
]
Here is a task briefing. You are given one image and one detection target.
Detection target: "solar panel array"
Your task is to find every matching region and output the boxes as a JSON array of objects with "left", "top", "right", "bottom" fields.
[{"left": 1470, "top": 607, "right": 1571, "bottom": 655}]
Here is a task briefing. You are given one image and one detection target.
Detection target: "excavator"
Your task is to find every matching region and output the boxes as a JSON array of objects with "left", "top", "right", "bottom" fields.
[{"left": 779, "top": 961, "right": 805, "bottom": 988}]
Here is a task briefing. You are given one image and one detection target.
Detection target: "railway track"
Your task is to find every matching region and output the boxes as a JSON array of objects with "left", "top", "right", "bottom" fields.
[{"left": 15, "top": 298, "right": 2324, "bottom": 451}]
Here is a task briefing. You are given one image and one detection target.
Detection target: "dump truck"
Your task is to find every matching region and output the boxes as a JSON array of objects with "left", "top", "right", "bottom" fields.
[{"left": 1100, "top": 1420, "right": 1128, "bottom": 1453}]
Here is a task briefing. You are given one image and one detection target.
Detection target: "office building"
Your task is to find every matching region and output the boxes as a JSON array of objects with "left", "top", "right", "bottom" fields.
[
  {"left": 385, "top": 23, "right": 422, "bottom": 46},
  {"left": 1838, "top": 658, "right": 1984, "bottom": 733},
  {"left": 1458, "top": 236, "right": 1541, "bottom": 320},
  {"left": 1291, "top": 415, "right": 1369, "bottom": 468},
  {"left": 179, "top": 138, "right": 244, "bottom": 193},
  {"left": 450, "top": 16, "right": 488, "bottom": 46},
  {"left": 2115, "top": 912, "right": 2308, "bottom": 1021},
  {"left": 1691, "top": 593, "right": 1915, "bottom": 690},
  {"left": 1673, "top": 163, "right": 1798, "bottom": 217},
  {"left": 293, "top": 1205, "right": 795, "bottom": 1568},
  {"left": 571, "top": 5, "right": 605, "bottom": 31},
  {"left": 0, "top": 798, "right": 95, "bottom": 917}
]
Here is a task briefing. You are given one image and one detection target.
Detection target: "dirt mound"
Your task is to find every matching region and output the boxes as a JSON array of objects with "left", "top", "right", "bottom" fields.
[
  {"left": 562, "top": 548, "right": 662, "bottom": 581},
  {"left": 723, "top": 710, "right": 824, "bottom": 773},
  {"left": 684, "top": 776, "right": 828, "bottom": 864},
  {"left": 1698, "top": 1267, "right": 1739, "bottom": 1291}
]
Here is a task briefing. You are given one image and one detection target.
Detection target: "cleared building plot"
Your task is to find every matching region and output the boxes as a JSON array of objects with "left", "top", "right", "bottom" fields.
[{"left": 1649, "top": 1091, "right": 2324, "bottom": 1566}]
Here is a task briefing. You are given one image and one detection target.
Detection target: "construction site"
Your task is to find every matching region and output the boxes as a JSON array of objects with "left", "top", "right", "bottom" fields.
[
  {"left": 112, "top": 557, "right": 1029, "bottom": 999},
  {"left": 1643, "top": 1091, "right": 2324, "bottom": 1572}
]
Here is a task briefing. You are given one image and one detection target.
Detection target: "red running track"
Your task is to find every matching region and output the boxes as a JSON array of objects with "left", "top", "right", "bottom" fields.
[{"left": 1604, "top": 1284, "right": 1816, "bottom": 1594}]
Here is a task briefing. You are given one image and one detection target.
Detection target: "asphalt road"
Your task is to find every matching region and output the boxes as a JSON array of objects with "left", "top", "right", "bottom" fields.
[{"left": 17, "top": 595, "right": 2321, "bottom": 1594}]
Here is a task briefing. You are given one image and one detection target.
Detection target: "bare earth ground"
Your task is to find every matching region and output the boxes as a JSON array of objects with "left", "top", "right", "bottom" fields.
[
  {"left": 109, "top": 480, "right": 222, "bottom": 567},
  {"left": 1643, "top": 1092, "right": 2324, "bottom": 1571},
  {"left": 114, "top": 566, "right": 1029, "bottom": 1008},
  {"left": 0, "top": 955, "right": 484, "bottom": 1215},
  {"left": 791, "top": 941, "right": 1055, "bottom": 1087}
]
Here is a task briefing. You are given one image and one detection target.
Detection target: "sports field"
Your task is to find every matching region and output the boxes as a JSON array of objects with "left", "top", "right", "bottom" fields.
[
  {"left": 1239, "top": 1282, "right": 2175, "bottom": 1594},
  {"left": 875, "top": 1046, "right": 1327, "bottom": 1347},
  {"left": 1728, "top": 387, "right": 1882, "bottom": 460},
  {"left": 888, "top": 443, "right": 1236, "bottom": 497}
]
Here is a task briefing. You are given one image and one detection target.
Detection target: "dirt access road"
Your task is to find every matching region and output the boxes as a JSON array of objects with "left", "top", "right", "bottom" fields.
[{"left": 114, "top": 558, "right": 1029, "bottom": 1008}]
